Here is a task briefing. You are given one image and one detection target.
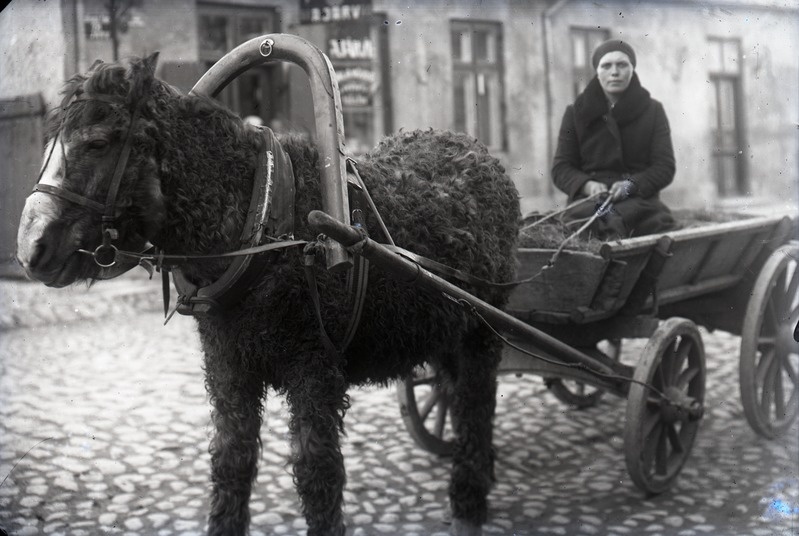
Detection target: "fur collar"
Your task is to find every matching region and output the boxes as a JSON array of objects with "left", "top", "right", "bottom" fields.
[{"left": 573, "top": 73, "right": 651, "bottom": 137}]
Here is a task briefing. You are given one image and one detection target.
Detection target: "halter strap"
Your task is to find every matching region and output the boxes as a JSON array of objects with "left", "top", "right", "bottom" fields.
[
  {"left": 33, "top": 183, "right": 105, "bottom": 213},
  {"left": 102, "top": 106, "right": 140, "bottom": 239}
]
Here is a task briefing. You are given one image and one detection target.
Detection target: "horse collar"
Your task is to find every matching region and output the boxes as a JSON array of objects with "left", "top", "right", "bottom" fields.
[{"left": 171, "top": 126, "right": 297, "bottom": 316}]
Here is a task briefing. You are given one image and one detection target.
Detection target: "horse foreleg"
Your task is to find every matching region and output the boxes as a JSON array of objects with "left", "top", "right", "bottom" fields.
[
  {"left": 285, "top": 351, "right": 349, "bottom": 536},
  {"left": 446, "top": 325, "right": 502, "bottom": 535},
  {"left": 204, "top": 355, "right": 265, "bottom": 536}
]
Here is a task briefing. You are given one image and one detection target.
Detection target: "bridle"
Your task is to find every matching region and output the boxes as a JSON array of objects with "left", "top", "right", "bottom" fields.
[{"left": 32, "top": 93, "right": 142, "bottom": 268}]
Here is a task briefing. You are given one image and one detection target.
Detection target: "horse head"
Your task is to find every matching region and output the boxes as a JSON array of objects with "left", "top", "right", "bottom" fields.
[{"left": 16, "top": 54, "right": 168, "bottom": 287}]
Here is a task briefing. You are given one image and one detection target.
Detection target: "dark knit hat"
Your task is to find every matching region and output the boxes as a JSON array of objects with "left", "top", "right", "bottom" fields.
[{"left": 591, "top": 39, "right": 636, "bottom": 69}]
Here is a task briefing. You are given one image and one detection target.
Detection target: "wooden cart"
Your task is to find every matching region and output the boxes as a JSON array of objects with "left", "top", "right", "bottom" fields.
[{"left": 393, "top": 214, "right": 797, "bottom": 494}]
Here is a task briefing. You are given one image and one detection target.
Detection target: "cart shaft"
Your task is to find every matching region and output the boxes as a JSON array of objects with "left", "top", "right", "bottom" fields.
[{"left": 309, "top": 210, "right": 631, "bottom": 389}]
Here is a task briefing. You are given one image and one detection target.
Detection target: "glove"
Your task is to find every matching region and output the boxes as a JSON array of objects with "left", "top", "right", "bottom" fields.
[{"left": 609, "top": 178, "right": 637, "bottom": 202}]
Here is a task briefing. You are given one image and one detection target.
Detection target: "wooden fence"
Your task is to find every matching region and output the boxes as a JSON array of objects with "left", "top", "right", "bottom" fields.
[{"left": 0, "top": 94, "right": 45, "bottom": 277}]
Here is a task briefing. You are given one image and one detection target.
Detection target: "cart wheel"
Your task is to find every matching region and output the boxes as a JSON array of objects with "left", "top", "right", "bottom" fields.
[
  {"left": 547, "top": 339, "right": 622, "bottom": 409},
  {"left": 625, "top": 318, "right": 706, "bottom": 495},
  {"left": 397, "top": 364, "right": 454, "bottom": 456},
  {"left": 740, "top": 244, "right": 799, "bottom": 439}
]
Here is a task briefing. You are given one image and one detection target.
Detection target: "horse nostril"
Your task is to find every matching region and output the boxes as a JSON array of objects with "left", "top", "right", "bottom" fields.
[{"left": 28, "top": 240, "right": 51, "bottom": 271}]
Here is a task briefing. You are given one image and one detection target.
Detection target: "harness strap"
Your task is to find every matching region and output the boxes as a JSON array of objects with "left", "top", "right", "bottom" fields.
[
  {"left": 347, "top": 157, "right": 394, "bottom": 246},
  {"left": 102, "top": 107, "right": 141, "bottom": 236},
  {"left": 87, "top": 239, "right": 310, "bottom": 266},
  {"left": 386, "top": 244, "right": 540, "bottom": 290},
  {"left": 340, "top": 173, "right": 370, "bottom": 352},
  {"left": 304, "top": 249, "right": 342, "bottom": 361},
  {"left": 33, "top": 183, "right": 105, "bottom": 213}
]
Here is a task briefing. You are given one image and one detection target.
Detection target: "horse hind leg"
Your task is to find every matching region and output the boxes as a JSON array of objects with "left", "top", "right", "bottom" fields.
[{"left": 446, "top": 324, "right": 502, "bottom": 535}]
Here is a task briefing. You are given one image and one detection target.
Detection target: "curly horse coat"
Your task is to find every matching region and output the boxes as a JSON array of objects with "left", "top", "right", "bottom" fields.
[{"left": 16, "top": 55, "right": 521, "bottom": 535}]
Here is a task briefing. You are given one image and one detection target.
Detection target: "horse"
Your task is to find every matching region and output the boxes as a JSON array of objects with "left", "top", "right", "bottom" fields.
[{"left": 15, "top": 53, "right": 521, "bottom": 536}]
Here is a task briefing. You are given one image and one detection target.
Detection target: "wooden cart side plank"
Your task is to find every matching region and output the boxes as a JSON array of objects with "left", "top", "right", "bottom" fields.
[
  {"left": 600, "top": 215, "right": 788, "bottom": 258},
  {"left": 508, "top": 249, "right": 610, "bottom": 314},
  {"left": 689, "top": 237, "right": 721, "bottom": 285},
  {"left": 652, "top": 274, "right": 743, "bottom": 307}
]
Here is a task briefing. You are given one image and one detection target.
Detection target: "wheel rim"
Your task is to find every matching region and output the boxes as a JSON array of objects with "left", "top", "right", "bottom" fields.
[
  {"left": 397, "top": 365, "right": 454, "bottom": 456},
  {"left": 625, "top": 319, "right": 706, "bottom": 494},
  {"left": 740, "top": 246, "right": 799, "bottom": 438}
]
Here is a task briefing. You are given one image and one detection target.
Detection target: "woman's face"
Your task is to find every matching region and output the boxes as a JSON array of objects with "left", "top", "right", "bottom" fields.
[{"left": 596, "top": 51, "right": 634, "bottom": 97}]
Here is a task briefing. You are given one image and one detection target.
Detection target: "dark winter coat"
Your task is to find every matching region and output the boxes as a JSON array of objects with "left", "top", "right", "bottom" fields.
[{"left": 552, "top": 73, "right": 676, "bottom": 237}]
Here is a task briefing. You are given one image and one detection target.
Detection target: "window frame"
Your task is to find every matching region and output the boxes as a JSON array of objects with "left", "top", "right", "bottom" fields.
[
  {"left": 197, "top": 3, "right": 281, "bottom": 121},
  {"left": 569, "top": 26, "right": 610, "bottom": 99},
  {"left": 708, "top": 36, "right": 748, "bottom": 198},
  {"left": 450, "top": 20, "right": 506, "bottom": 151}
]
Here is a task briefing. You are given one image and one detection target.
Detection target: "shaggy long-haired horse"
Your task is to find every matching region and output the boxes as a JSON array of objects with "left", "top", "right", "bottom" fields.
[{"left": 16, "top": 54, "right": 520, "bottom": 535}]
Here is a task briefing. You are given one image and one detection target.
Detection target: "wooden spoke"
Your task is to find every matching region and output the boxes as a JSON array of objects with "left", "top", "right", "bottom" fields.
[
  {"left": 670, "top": 341, "right": 691, "bottom": 385},
  {"left": 659, "top": 345, "right": 674, "bottom": 387},
  {"left": 418, "top": 389, "right": 441, "bottom": 422},
  {"left": 781, "top": 268, "right": 799, "bottom": 311},
  {"left": 772, "top": 365, "right": 785, "bottom": 419},
  {"left": 654, "top": 424, "right": 669, "bottom": 476},
  {"left": 756, "top": 348, "right": 776, "bottom": 389},
  {"left": 654, "top": 361, "right": 667, "bottom": 391},
  {"left": 764, "top": 297, "right": 781, "bottom": 335},
  {"left": 641, "top": 423, "right": 663, "bottom": 474},
  {"left": 757, "top": 335, "right": 777, "bottom": 351},
  {"left": 643, "top": 409, "right": 661, "bottom": 439},
  {"left": 434, "top": 394, "right": 450, "bottom": 437},
  {"left": 666, "top": 423, "right": 684, "bottom": 453},
  {"left": 782, "top": 356, "right": 799, "bottom": 386},
  {"left": 760, "top": 355, "right": 780, "bottom": 419},
  {"left": 676, "top": 366, "right": 700, "bottom": 392}
]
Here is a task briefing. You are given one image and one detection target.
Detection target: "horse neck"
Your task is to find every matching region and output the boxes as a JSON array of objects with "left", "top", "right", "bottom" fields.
[{"left": 151, "top": 97, "right": 261, "bottom": 280}]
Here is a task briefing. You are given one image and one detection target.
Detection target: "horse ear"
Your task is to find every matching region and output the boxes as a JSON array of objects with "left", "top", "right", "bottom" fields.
[
  {"left": 88, "top": 59, "right": 104, "bottom": 71},
  {"left": 128, "top": 52, "right": 161, "bottom": 107},
  {"left": 143, "top": 52, "right": 160, "bottom": 75}
]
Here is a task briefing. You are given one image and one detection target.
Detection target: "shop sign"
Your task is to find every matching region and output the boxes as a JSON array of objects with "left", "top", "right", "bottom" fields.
[
  {"left": 299, "top": 0, "right": 372, "bottom": 24},
  {"left": 326, "top": 21, "right": 375, "bottom": 108}
]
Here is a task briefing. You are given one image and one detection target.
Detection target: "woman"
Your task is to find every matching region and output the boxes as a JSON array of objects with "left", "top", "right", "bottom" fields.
[{"left": 552, "top": 39, "right": 676, "bottom": 238}]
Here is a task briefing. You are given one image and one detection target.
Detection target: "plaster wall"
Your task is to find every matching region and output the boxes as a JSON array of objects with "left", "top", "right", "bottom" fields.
[
  {"left": 79, "top": 0, "right": 198, "bottom": 69},
  {"left": 373, "top": 0, "right": 549, "bottom": 204},
  {"left": 0, "top": 0, "right": 69, "bottom": 108}
]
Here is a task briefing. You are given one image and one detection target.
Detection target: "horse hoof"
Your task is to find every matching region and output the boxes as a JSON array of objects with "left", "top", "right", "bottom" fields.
[{"left": 449, "top": 518, "right": 483, "bottom": 536}]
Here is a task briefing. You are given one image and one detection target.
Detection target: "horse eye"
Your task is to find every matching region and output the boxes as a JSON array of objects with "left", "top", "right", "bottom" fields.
[{"left": 88, "top": 139, "right": 108, "bottom": 150}]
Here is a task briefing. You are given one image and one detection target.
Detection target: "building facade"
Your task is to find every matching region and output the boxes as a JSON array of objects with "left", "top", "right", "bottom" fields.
[{"left": 1, "top": 0, "right": 797, "bottom": 265}]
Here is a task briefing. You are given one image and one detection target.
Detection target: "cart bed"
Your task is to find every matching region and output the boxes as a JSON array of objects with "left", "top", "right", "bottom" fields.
[{"left": 506, "top": 214, "right": 793, "bottom": 324}]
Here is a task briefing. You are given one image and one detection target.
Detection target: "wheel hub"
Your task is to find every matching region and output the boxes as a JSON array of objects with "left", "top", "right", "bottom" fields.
[{"left": 660, "top": 387, "right": 704, "bottom": 423}]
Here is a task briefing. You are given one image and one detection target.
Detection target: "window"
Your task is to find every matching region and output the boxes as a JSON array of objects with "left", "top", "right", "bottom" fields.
[
  {"left": 198, "top": 4, "right": 283, "bottom": 126},
  {"left": 708, "top": 37, "right": 747, "bottom": 197},
  {"left": 451, "top": 21, "right": 505, "bottom": 150},
  {"left": 570, "top": 27, "right": 609, "bottom": 98}
]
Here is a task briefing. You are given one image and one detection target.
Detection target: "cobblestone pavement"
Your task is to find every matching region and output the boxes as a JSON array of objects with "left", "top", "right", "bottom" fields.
[{"left": 1, "top": 279, "right": 798, "bottom": 536}]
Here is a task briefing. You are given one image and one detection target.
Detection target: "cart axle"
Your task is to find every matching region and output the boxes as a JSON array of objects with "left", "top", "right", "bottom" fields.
[{"left": 660, "top": 387, "right": 704, "bottom": 423}]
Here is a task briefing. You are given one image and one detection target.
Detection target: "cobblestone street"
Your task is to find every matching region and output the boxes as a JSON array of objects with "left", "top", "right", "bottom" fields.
[{"left": 1, "top": 277, "right": 798, "bottom": 536}]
